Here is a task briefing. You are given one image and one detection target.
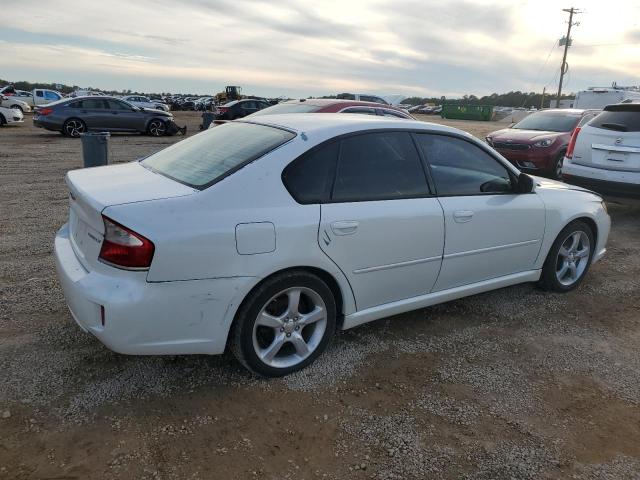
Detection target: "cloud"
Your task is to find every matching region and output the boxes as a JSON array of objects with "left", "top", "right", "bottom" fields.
[{"left": 0, "top": 0, "right": 638, "bottom": 97}]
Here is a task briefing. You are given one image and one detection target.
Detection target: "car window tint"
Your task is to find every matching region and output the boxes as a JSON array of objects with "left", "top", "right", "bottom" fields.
[
  {"left": 36, "top": 91, "right": 44, "bottom": 97},
  {"left": 241, "top": 101, "right": 256, "bottom": 110},
  {"left": 142, "top": 122, "right": 295, "bottom": 189},
  {"left": 341, "top": 107, "right": 377, "bottom": 116},
  {"left": 332, "top": 132, "right": 429, "bottom": 202},
  {"left": 282, "top": 141, "right": 339, "bottom": 203},
  {"left": 80, "top": 99, "right": 106, "bottom": 109},
  {"left": 415, "top": 134, "right": 513, "bottom": 196},
  {"left": 106, "top": 99, "right": 131, "bottom": 110},
  {"left": 588, "top": 106, "right": 640, "bottom": 132},
  {"left": 360, "top": 95, "right": 385, "bottom": 104}
]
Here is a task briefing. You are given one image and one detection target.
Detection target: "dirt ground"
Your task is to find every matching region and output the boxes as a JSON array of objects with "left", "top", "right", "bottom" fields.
[{"left": 1, "top": 112, "right": 639, "bottom": 480}]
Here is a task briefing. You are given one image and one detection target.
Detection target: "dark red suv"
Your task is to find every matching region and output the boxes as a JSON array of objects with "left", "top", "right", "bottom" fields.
[{"left": 486, "top": 109, "right": 599, "bottom": 179}]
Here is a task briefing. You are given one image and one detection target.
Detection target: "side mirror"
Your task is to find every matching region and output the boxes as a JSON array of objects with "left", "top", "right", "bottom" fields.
[{"left": 517, "top": 173, "right": 534, "bottom": 193}]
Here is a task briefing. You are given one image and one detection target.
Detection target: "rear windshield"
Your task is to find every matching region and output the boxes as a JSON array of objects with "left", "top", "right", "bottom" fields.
[
  {"left": 588, "top": 105, "right": 640, "bottom": 132},
  {"left": 141, "top": 122, "right": 295, "bottom": 189},
  {"left": 513, "top": 111, "right": 581, "bottom": 132},
  {"left": 249, "top": 103, "right": 323, "bottom": 116}
]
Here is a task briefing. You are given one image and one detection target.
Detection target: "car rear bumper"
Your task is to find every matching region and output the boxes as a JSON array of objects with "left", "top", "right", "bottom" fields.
[
  {"left": 563, "top": 160, "right": 640, "bottom": 199},
  {"left": 54, "top": 223, "right": 252, "bottom": 355}
]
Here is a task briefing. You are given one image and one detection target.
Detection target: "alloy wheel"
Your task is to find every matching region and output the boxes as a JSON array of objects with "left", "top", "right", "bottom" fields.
[
  {"left": 252, "top": 287, "right": 327, "bottom": 369},
  {"left": 555, "top": 231, "right": 590, "bottom": 286},
  {"left": 148, "top": 120, "right": 166, "bottom": 136},
  {"left": 65, "top": 120, "right": 85, "bottom": 137}
]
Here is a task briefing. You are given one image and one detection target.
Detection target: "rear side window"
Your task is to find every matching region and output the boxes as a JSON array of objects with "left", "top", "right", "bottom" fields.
[
  {"left": 282, "top": 142, "right": 339, "bottom": 203},
  {"left": 80, "top": 99, "right": 106, "bottom": 109},
  {"left": 416, "top": 134, "right": 513, "bottom": 196},
  {"left": 380, "top": 109, "right": 409, "bottom": 118},
  {"left": 142, "top": 122, "right": 295, "bottom": 189},
  {"left": 588, "top": 106, "right": 640, "bottom": 132},
  {"left": 332, "top": 132, "right": 429, "bottom": 202}
]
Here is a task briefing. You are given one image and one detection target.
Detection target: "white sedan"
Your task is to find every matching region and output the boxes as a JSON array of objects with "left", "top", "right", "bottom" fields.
[
  {"left": 0, "top": 105, "right": 24, "bottom": 126},
  {"left": 54, "top": 114, "right": 610, "bottom": 376}
]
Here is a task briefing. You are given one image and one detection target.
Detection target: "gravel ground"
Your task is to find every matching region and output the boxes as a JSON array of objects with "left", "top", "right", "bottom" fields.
[{"left": 1, "top": 112, "right": 639, "bottom": 479}]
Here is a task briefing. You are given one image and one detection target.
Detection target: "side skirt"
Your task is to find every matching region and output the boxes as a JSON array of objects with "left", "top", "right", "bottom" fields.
[{"left": 342, "top": 270, "right": 542, "bottom": 330}]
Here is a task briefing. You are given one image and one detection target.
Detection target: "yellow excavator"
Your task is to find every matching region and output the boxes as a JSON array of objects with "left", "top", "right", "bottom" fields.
[{"left": 215, "top": 86, "right": 242, "bottom": 104}]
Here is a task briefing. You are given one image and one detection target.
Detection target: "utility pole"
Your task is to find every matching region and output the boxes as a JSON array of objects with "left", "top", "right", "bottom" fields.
[
  {"left": 556, "top": 7, "right": 580, "bottom": 107},
  {"left": 541, "top": 86, "right": 546, "bottom": 109}
]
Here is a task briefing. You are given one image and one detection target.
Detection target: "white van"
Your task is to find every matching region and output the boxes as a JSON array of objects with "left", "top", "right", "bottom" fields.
[{"left": 573, "top": 87, "right": 640, "bottom": 110}]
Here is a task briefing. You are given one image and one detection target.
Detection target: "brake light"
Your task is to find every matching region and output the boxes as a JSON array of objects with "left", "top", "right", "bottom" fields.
[
  {"left": 37, "top": 108, "right": 53, "bottom": 116},
  {"left": 99, "top": 216, "right": 154, "bottom": 269},
  {"left": 218, "top": 106, "right": 229, "bottom": 113},
  {"left": 566, "top": 127, "right": 581, "bottom": 159}
]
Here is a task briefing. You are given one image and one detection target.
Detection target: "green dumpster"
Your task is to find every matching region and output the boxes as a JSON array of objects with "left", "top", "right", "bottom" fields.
[{"left": 441, "top": 104, "right": 494, "bottom": 121}]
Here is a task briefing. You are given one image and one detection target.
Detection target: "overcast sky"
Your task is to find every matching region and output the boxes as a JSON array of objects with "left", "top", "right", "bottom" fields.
[{"left": 1, "top": 0, "right": 638, "bottom": 98}]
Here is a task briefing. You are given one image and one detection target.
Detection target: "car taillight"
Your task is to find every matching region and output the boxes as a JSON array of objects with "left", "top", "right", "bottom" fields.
[
  {"left": 99, "top": 216, "right": 154, "bottom": 270},
  {"left": 37, "top": 108, "right": 53, "bottom": 115},
  {"left": 566, "top": 127, "right": 581, "bottom": 159},
  {"left": 218, "top": 107, "right": 229, "bottom": 113}
]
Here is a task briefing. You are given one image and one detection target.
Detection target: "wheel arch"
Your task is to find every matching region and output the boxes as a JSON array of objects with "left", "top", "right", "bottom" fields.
[{"left": 224, "top": 265, "right": 350, "bottom": 352}]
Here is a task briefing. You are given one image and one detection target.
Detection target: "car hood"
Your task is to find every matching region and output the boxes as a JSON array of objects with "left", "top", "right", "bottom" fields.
[
  {"left": 531, "top": 175, "right": 596, "bottom": 195},
  {"left": 489, "top": 129, "right": 564, "bottom": 143},
  {"left": 140, "top": 107, "right": 171, "bottom": 116}
]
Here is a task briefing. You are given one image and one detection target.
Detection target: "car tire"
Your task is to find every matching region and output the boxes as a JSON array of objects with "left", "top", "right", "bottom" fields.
[
  {"left": 147, "top": 119, "right": 167, "bottom": 136},
  {"left": 230, "top": 271, "right": 337, "bottom": 377},
  {"left": 539, "top": 220, "right": 595, "bottom": 292},
  {"left": 551, "top": 152, "right": 565, "bottom": 180},
  {"left": 10, "top": 105, "right": 23, "bottom": 113},
  {"left": 63, "top": 118, "right": 86, "bottom": 138},
  {"left": 0, "top": 113, "right": 5, "bottom": 126}
]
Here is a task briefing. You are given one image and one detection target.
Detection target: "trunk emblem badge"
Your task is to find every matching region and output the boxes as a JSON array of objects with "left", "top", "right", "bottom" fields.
[{"left": 615, "top": 138, "right": 623, "bottom": 145}]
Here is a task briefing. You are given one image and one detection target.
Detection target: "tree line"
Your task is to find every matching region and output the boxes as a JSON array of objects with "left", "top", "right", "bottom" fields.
[{"left": 402, "top": 91, "right": 575, "bottom": 108}]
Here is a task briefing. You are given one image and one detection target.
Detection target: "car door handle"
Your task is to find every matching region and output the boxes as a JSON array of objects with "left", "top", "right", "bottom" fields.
[
  {"left": 453, "top": 210, "right": 474, "bottom": 223},
  {"left": 331, "top": 221, "right": 359, "bottom": 235}
]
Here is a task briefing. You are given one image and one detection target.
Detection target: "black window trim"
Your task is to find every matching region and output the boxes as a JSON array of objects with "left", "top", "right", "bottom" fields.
[
  {"left": 413, "top": 131, "right": 522, "bottom": 197},
  {"left": 282, "top": 128, "right": 436, "bottom": 205}
]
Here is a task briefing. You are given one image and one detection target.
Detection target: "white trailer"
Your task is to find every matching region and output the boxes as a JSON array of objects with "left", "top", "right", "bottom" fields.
[{"left": 573, "top": 87, "right": 640, "bottom": 109}]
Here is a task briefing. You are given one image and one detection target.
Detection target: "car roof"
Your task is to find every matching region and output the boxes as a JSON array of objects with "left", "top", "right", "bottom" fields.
[
  {"left": 239, "top": 113, "right": 465, "bottom": 138},
  {"left": 538, "top": 108, "right": 599, "bottom": 115}
]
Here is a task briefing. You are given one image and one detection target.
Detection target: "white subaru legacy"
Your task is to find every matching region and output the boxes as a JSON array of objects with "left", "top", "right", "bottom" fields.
[{"left": 54, "top": 114, "right": 610, "bottom": 376}]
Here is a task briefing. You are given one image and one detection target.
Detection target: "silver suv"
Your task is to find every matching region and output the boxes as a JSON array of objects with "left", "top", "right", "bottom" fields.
[{"left": 563, "top": 103, "right": 640, "bottom": 199}]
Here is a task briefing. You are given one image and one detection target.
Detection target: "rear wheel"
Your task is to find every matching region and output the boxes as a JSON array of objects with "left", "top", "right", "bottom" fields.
[
  {"left": 63, "top": 118, "right": 86, "bottom": 138},
  {"left": 147, "top": 119, "right": 167, "bottom": 136},
  {"left": 231, "top": 271, "right": 337, "bottom": 377},
  {"left": 539, "top": 220, "right": 594, "bottom": 292}
]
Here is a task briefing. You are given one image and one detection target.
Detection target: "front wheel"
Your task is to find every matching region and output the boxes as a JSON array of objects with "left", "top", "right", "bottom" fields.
[
  {"left": 147, "top": 119, "right": 167, "bottom": 136},
  {"left": 551, "top": 152, "right": 565, "bottom": 180},
  {"left": 231, "top": 271, "right": 337, "bottom": 377},
  {"left": 539, "top": 220, "right": 594, "bottom": 292}
]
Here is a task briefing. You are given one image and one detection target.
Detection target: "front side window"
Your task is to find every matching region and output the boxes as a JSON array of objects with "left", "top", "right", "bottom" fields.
[
  {"left": 142, "top": 122, "right": 295, "bottom": 189},
  {"left": 106, "top": 99, "right": 132, "bottom": 110},
  {"left": 36, "top": 91, "right": 44, "bottom": 97},
  {"left": 332, "top": 132, "right": 429, "bottom": 202},
  {"left": 416, "top": 134, "right": 513, "bottom": 196}
]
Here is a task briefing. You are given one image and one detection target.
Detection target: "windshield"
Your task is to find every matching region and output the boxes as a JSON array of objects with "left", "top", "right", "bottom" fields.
[
  {"left": 249, "top": 103, "right": 323, "bottom": 116},
  {"left": 141, "top": 122, "right": 296, "bottom": 189},
  {"left": 513, "top": 112, "right": 580, "bottom": 132}
]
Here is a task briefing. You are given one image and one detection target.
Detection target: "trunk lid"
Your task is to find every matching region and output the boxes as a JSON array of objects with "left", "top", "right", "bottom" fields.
[{"left": 65, "top": 161, "right": 195, "bottom": 270}]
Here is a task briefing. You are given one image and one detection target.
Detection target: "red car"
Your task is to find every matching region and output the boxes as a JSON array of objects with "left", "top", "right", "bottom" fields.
[
  {"left": 247, "top": 98, "right": 414, "bottom": 119},
  {"left": 486, "top": 109, "right": 599, "bottom": 179}
]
